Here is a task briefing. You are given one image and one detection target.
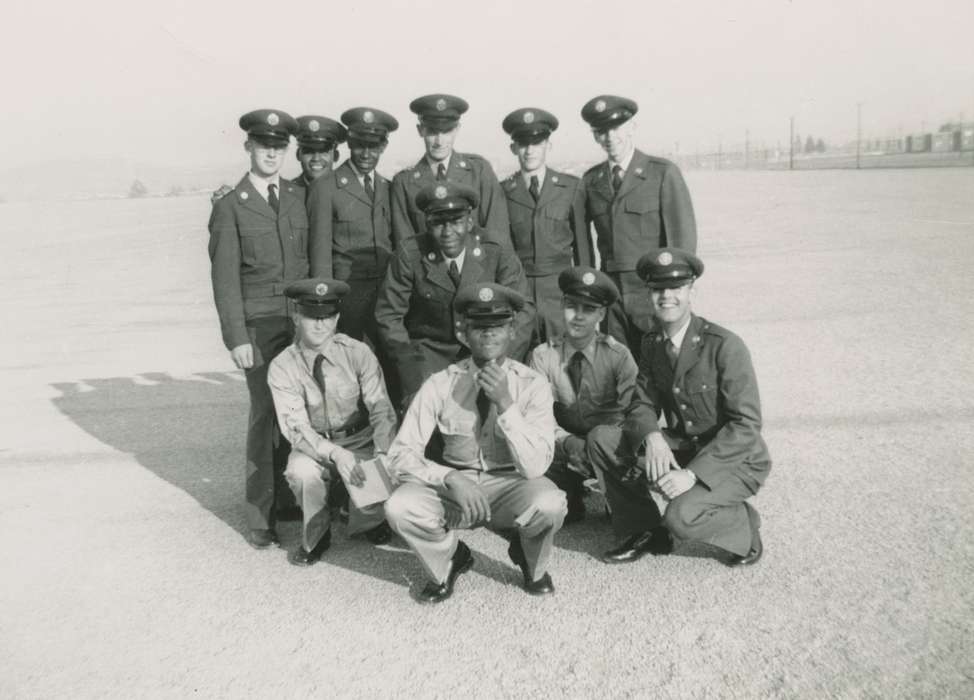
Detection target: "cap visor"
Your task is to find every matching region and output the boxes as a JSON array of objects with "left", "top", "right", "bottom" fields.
[{"left": 646, "top": 277, "right": 693, "bottom": 289}]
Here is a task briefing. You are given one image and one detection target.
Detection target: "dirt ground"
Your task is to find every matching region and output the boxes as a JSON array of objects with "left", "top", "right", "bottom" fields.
[{"left": 1, "top": 168, "right": 972, "bottom": 698}]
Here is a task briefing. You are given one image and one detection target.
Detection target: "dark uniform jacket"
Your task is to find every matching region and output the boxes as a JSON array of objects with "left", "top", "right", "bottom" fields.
[
  {"left": 307, "top": 160, "right": 393, "bottom": 281},
  {"left": 375, "top": 231, "right": 534, "bottom": 398},
  {"left": 623, "top": 314, "right": 771, "bottom": 491},
  {"left": 390, "top": 153, "right": 512, "bottom": 250},
  {"left": 208, "top": 174, "right": 309, "bottom": 350},
  {"left": 584, "top": 150, "right": 697, "bottom": 272},
  {"left": 290, "top": 173, "right": 313, "bottom": 190},
  {"left": 503, "top": 169, "right": 592, "bottom": 275}
]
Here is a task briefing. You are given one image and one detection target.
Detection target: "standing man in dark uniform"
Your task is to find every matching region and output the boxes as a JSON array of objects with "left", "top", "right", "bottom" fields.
[
  {"left": 501, "top": 108, "right": 591, "bottom": 343},
  {"left": 581, "top": 95, "right": 697, "bottom": 361},
  {"left": 587, "top": 249, "right": 771, "bottom": 567},
  {"left": 528, "top": 267, "right": 637, "bottom": 522},
  {"left": 390, "top": 94, "right": 512, "bottom": 249},
  {"left": 293, "top": 115, "right": 347, "bottom": 189},
  {"left": 208, "top": 109, "right": 309, "bottom": 548},
  {"left": 376, "top": 183, "right": 533, "bottom": 409},
  {"left": 307, "top": 107, "right": 398, "bottom": 351}
]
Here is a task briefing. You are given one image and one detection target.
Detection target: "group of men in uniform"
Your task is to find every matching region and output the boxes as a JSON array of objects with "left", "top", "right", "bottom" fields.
[{"left": 207, "top": 93, "right": 771, "bottom": 604}]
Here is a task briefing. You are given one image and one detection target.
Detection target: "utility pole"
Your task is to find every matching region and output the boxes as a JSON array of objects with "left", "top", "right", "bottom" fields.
[
  {"left": 856, "top": 102, "right": 862, "bottom": 170},
  {"left": 789, "top": 117, "right": 795, "bottom": 171}
]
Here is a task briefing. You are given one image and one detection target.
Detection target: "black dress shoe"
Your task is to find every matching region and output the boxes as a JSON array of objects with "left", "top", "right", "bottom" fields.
[
  {"left": 416, "top": 540, "right": 474, "bottom": 604},
  {"left": 726, "top": 529, "right": 763, "bottom": 567},
  {"left": 246, "top": 528, "right": 279, "bottom": 549},
  {"left": 364, "top": 521, "right": 393, "bottom": 545},
  {"left": 289, "top": 529, "right": 332, "bottom": 567},
  {"left": 602, "top": 527, "right": 673, "bottom": 563},
  {"left": 508, "top": 537, "right": 556, "bottom": 596}
]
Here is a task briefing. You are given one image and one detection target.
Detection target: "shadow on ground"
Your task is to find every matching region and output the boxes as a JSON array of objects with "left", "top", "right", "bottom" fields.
[{"left": 51, "top": 371, "right": 253, "bottom": 535}]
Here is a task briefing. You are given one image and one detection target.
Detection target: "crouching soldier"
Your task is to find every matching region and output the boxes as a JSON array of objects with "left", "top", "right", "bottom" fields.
[
  {"left": 384, "top": 284, "right": 566, "bottom": 603},
  {"left": 267, "top": 278, "right": 398, "bottom": 566},
  {"left": 587, "top": 249, "right": 771, "bottom": 566},
  {"left": 528, "top": 267, "right": 637, "bottom": 523}
]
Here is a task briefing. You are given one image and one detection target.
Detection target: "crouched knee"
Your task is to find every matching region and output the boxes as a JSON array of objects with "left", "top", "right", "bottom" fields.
[{"left": 285, "top": 453, "right": 324, "bottom": 487}]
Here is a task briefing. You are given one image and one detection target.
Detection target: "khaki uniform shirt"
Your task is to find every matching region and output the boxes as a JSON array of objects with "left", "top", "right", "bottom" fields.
[
  {"left": 387, "top": 358, "right": 556, "bottom": 486},
  {"left": 529, "top": 333, "right": 637, "bottom": 445},
  {"left": 267, "top": 333, "right": 397, "bottom": 459}
]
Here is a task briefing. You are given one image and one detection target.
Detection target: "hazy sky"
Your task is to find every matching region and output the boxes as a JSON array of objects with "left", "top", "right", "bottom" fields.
[{"left": 6, "top": 0, "right": 973, "bottom": 170}]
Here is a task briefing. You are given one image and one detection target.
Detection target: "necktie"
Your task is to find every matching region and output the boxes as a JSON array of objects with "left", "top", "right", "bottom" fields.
[
  {"left": 363, "top": 174, "right": 374, "bottom": 203},
  {"left": 448, "top": 259, "right": 461, "bottom": 287},
  {"left": 267, "top": 183, "right": 280, "bottom": 214},
  {"left": 529, "top": 174, "right": 540, "bottom": 203},
  {"left": 611, "top": 165, "right": 624, "bottom": 195},
  {"left": 476, "top": 389, "right": 491, "bottom": 426},
  {"left": 567, "top": 351, "right": 585, "bottom": 396},
  {"left": 436, "top": 163, "right": 447, "bottom": 181},
  {"left": 312, "top": 354, "right": 331, "bottom": 431},
  {"left": 665, "top": 339, "right": 679, "bottom": 369}
]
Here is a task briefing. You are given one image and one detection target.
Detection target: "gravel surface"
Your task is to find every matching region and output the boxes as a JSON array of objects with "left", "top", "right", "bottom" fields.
[{"left": 1, "top": 169, "right": 972, "bottom": 698}]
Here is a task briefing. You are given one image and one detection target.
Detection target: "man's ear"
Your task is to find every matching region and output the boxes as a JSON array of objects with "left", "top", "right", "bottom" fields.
[{"left": 509, "top": 142, "right": 519, "bottom": 156}]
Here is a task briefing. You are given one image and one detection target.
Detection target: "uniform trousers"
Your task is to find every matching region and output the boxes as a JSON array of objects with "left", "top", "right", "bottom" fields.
[
  {"left": 243, "top": 316, "right": 294, "bottom": 530},
  {"left": 526, "top": 274, "right": 564, "bottom": 345},
  {"left": 385, "top": 471, "right": 567, "bottom": 584},
  {"left": 337, "top": 276, "right": 400, "bottom": 407},
  {"left": 587, "top": 424, "right": 757, "bottom": 556},
  {"left": 285, "top": 448, "right": 386, "bottom": 551},
  {"left": 604, "top": 271, "right": 655, "bottom": 363}
]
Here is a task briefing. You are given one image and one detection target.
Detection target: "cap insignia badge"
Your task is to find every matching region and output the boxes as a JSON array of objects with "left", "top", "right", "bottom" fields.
[
  {"left": 478, "top": 287, "right": 494, "bottom": 302},
  {"left": 595, "top": 100, "right": 606, "bottom": 113},
  {"left": 658, "top": 251, "right": 673, "bottom": 265},
  {"left": 267, "top": 112, "right": 280, "bottom": 126},
  {"left": 435, "top": 98, "right": 447, "bottom": 111},
  {"left": 315, "top": 283, "right": 328, "bottom": 296},
  {"left": 363, "top": 110, "right": 375, "bottom": 124},
  {"left": 582, "top": 272, "right": 596, "bottom": 285},
  {"left": 308, "top": 120, "right": 320, "bottom": 132},
  {"left": 434, "top": 185, "right": 448, "bottom": 199},
  {"left": 523, "top": 111, "right": 535, "bottom": 124}
]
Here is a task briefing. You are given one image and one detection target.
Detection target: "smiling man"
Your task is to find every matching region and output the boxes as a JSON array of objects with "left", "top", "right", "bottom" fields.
[
  {"left": 384, "top": 283, "right": 565, "bottom": 603},
  {"left": 208, "top": 108, "right": 308, "bottom": 548},
  {"left": 528, "top": 267, "right": 637, "bottom": 522},
  {"left": 376, "top": 182, "right": 533, "bottom": 409},
  {"left": 390, "top": 94, "right": 511, "bottom": 250},
  {"left": 267, "top": 278, "right": 397, "bottom": 565},
  {"left": 581, "top": 95, "right": 697, "bottom": 362},
  {"left": 587, "top": 248, "right": 771, "bottom": 567},
  {"left": 293, "top": 115, "right": 347, "bottom": 188},
  {"left": 501, "top": 108, "right": 591, "bottom": 343},
  {"left": 307, "top": 107, "right": 399, "bottom": 369}
]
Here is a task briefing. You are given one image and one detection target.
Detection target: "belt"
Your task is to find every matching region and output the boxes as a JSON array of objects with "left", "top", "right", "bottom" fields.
[
  {"left": 317, "top": 416, "right": 369, "bottom": 440},
  {"left": 604, "top": 260, "right": 636, "bottom": 273},
  {"left": 447, "top": 463, "right": 517, "bottom": 474},
  {"left": 242, "top": 282, "right": 289, "bottom": 299}
]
